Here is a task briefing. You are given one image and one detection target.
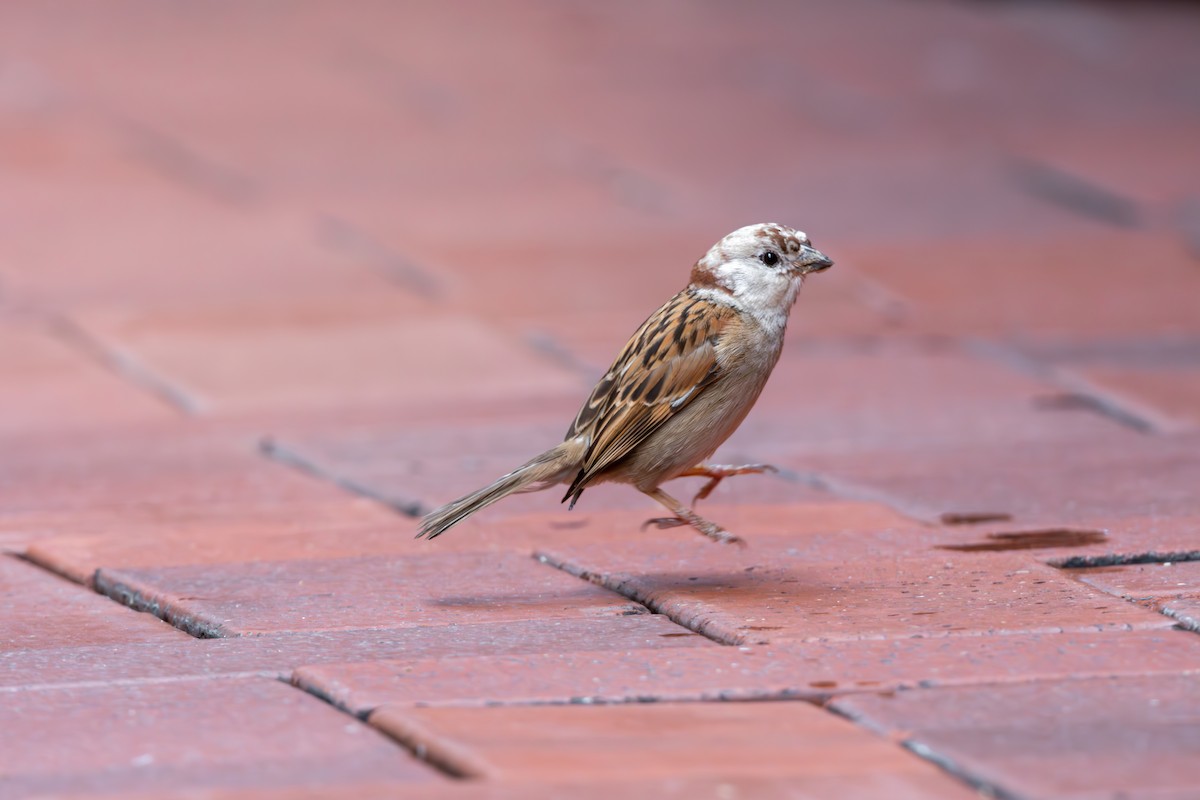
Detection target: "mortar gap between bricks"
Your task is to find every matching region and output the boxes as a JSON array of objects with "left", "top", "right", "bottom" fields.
[
  {"left": 290, "top": 670, "right": 711, "bottom": 721},
  {"left": 259, "top": 436, "right": 428, "bottom": 516},
  {"left": 469, "top": 692, "right": 834, "bottom": 709},
  {"left": 1051, "top": 550, "right": 1200, "bottom": 635},
  {"left": 1050, "top": 550, "right": 1200, "bottom": 569},
  {"left": 38, "top": 311, "right": 203, "bottom": 415},
  {"left": 274, "top": 674, "right": 472, "bottom": 782},
  {"left": 289, "top": 670, "right": 372, "bottom": 722},
  {"left": 365, "top": 710, "right": 484, "bottom": 781},
  {"left": 963, "top": 338, "right": 1159, "bottom": 434},
  {"left": 314, "top": 214, "right": 441, "bottom": 300},
  {"left": 522, "top": 329, "right": 603, "bottom": 380},
  {"left": 284, "top": 672, "right": 372, "bottom": 722},
  {"left": 10, "top": 550, "right": 88, "bottom": 587},
  {"left": 531, "top": 551, "right": 743, "bottom": 646},
  {"left": 114, "top": 115, "right": 260, "bottom": 206},
  {"left": 787, "top": 468, "right": 938, "bottom": 526},
  {"left": 824, "top": 694, "right": 1020, "bottom": 800},
  {"left": 1162, "top": 608, "right": 1200, "bottom": 635},
  {"left": 0, "top": 671, "right": 283, "bottom": 696},
  {"left": 903, "top": 739, "right": 1022, "bottom": 800},
  {"left": 1032, "top": 391, "right": 1157, "bottom": 433},
  {"left": 7, "top": 552, "right": 216, "bottom": 640},
  {"left": 93, "top": 568, "right": 228, "bottom": 639},
  {"left": 1009, "top": 157, "right": 1143, "bottom": 229}
]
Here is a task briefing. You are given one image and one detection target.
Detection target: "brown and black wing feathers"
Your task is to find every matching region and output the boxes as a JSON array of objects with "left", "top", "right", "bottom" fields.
[{"left": 563, "top": 289, "right": 734, "bottom": 506}]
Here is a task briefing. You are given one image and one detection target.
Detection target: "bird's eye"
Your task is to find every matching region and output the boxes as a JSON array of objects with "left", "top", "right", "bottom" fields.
[{"left": 759, "top": 251, "right": 779, "bottom": 266}]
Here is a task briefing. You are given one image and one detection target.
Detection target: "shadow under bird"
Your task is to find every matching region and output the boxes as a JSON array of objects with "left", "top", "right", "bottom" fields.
[{"left": 417, "top": 223, "right": 833, "bottom": 545}]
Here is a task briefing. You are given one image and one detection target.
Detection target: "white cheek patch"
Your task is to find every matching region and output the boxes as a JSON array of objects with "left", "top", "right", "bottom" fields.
[
  {"left": 720, "top": 262, "right": 757, "bottom": 294},
  {"left": 708, "top": 260, "right": 803, "bottom": 333}
]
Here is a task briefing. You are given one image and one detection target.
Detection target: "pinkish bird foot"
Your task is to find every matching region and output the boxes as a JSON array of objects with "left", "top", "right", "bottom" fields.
[{"left": 678, "top": 463, "right": 779, "bottom": 505}]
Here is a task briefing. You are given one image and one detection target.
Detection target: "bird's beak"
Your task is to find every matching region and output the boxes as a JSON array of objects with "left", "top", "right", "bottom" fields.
[{"left": 797, "top": 244, "right": 833, "bottom": 273}]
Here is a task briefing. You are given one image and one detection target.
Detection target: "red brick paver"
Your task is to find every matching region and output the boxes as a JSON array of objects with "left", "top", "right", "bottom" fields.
[
  {"left": 832, "top": 675, "right": 1200, "bottom": 799},
  {"left": 369, "top": 702, "right": 978, "bottom": 796},
  {"left": 2, "top": 1, "right": 1198, "bottom": 798},
  {"left": 537, "top": 544, "right": 1175, "bottom": 645},
  {"left": 0, "top": 678, "right": 439, "bottom": 796},
  {"left": 91, "top": 550, "right": 648, "bottom": 636}
]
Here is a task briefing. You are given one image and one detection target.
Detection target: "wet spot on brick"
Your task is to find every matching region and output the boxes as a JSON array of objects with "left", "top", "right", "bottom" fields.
[
  {"left": 939, "top": 511, "right": 1013, "bottom": 525},
  {"left": 937, "top": 529, "right": 1108, "bottom": 552}
]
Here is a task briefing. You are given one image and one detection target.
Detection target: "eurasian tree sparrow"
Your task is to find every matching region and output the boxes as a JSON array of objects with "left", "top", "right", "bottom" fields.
[{"left": 417, "top": 223, "right": 832, "bottom": 545}]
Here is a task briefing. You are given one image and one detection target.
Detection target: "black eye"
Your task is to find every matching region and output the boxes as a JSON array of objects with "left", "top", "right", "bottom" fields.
[{"left": 759, "top": 251, "right": 779, "bottom": 266}]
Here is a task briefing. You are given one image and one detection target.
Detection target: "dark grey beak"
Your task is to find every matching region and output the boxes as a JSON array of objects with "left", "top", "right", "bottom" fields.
[{"left": 798, "top": 244, "right": 833, "bottom": 273}]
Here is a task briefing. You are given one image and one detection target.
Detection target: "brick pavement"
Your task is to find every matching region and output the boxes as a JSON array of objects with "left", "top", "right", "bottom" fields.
[{"left": 2, "top": 2, "right": 1199, "bottom": 798}]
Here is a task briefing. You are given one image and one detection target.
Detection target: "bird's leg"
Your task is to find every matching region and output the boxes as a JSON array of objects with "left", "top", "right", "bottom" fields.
[
  {"left": 640, "top": 487, "right": 745, "bottom": 546},
  {"left": 676, "top": 463, "right": 778, "bottom": 505}
]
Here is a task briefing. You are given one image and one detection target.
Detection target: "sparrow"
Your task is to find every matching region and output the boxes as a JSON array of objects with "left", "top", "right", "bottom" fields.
[{"left": 417, "top": 223, "right": 832, "bottom": 545}]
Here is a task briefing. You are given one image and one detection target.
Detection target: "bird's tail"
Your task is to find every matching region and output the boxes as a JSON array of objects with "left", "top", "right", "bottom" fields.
[{"left": 415, "top": 439, "right": 585, "bottom": 539}]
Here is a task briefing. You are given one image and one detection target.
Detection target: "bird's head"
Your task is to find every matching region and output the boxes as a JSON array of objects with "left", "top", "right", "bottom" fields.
[{"left": 690, "top": 223, "right": 832, "bottom": 318}]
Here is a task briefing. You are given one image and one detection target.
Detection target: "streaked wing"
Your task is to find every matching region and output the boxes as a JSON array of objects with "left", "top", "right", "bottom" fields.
[{"left": 563, "top": 289, "right": 734, "bottom": 503}]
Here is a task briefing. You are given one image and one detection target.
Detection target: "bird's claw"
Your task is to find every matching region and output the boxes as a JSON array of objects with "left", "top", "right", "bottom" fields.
[
  {"left": 642, "top": 516, "right": 689, "bottom": 531},
  {"left": 703, "top": 527, "right": 747, "bottom": 547},
  {"left": 641, "top": 515, "right": 745, "bottom": 547}
]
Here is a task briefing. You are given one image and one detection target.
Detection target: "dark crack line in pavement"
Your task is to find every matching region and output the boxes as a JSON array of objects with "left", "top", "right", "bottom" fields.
[{"left": 93, "top": 569, "right": 226, "bottom": 639}]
